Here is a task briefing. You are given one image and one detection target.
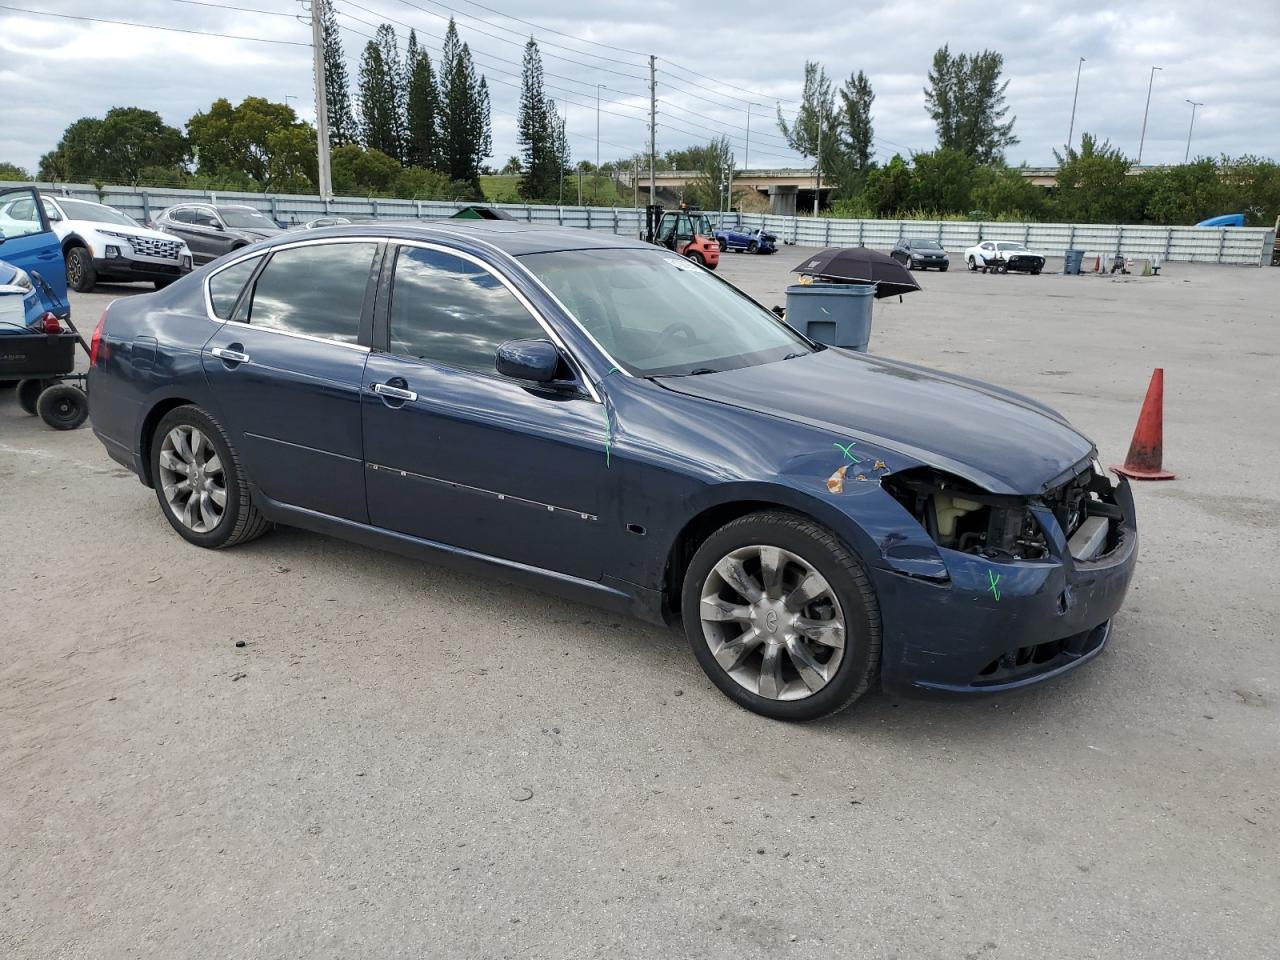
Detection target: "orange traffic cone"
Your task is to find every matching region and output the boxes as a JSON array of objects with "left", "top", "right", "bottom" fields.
[{"left": 1112, "top": 368, "right": 1175, "bottom": 480}]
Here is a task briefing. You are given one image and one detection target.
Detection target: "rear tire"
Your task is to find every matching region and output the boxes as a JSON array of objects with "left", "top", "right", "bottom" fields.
[
  {"left": 66, "top": 246, "right": 96, "bottom": 293},
  {"left": 686, "top": 251, "right": 705, "bottom": 267},
  {"left": 36, "top": 384, "right": 88, "bottom": 430},
  {"left": 150, "top": 404, "right": 270, "bottom": 549},
  {"left": 718, "top": 239, "right": 727, "bottom": 253},
  {"left": 17, "top": 379, "right": 49, "bottom": 415},
  {"left": 681, "top": 510, "right": 881, "bottom": 721}
]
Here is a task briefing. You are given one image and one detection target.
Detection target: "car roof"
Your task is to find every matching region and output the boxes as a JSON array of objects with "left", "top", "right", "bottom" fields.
[{"left": 292, "top": 219, "right": 653, "bottom": 256}]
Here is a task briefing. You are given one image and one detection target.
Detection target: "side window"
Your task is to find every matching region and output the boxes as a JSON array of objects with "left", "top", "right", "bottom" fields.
[
  {"left": 0, "top": 190, "right": 47, "bottom": 240},
  {"left": 245, "top": 242, "right": 377, "bottom": 343},
  {"left": 387, "top": 246, "right": 546, "bottom": 375},
  {"left": 169, "top": 208, "right": 195, "bottom": 224},
  {"left": 208, "top": 255, "right": 263, "bottom": 319},
  {"left": 41, "top": 199, "right": 62, "bottom": 222}
]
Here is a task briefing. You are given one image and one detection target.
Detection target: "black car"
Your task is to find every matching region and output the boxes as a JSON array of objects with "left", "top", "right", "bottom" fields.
[
  {"left": 85, "top": 221, "right": 1136, "bottom": 721},
  {"left": 891, "top": 237, "right": 949, "bottom": 271},
  {"left": 152, "top": 203, "right": 283, "bottom": 265}
]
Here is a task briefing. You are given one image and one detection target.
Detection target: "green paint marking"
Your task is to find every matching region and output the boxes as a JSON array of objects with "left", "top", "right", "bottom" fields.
[
  {"left": 833, "top": 441, "right": 862, "bottom": 463},
  {"left": 605, "top": 365, "right": 621, "bottom": 376},
  {"left": 987, "top": 570, "right": 1002, "bottom": 602},
  {"left": 602, "top": 405, "right": 612, "bottom": 468}
]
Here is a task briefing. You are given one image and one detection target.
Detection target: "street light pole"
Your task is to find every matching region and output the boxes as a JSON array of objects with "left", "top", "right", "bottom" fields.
[
  {"left": 596, "top": 84, "right": 601, "bottom": 171},
  {"left": 1067, "top": 57, "right": 1085, "bottom": 149},
  {"left": 1184, "top": 99, "right": 1204, "bottom": 163},
  {"left": 1137, "top": 65, "right": 1162, "bottom": 165},
  {"left": 813, "top": 113, "right": 822, "bottom": 217}
]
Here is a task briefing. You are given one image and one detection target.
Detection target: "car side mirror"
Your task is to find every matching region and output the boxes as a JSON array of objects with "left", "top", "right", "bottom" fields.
[{"left": 495, "top": 338, "right": 565, "bottom": 384}]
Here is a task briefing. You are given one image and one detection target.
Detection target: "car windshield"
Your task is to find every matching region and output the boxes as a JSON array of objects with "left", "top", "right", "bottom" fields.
[
  {"left": 58, "top": 198, "right": 137, "bottom": 226},
  {"left": 997, "top": 242, "right": 1028, "bottom": 251},
  {"left": 221, "top": 207, "right": 274, "bottom": 229},
  {"left": 910, "top": 239, "right": 942, "bottom": 250},
  {"left": 521, "top": 247, "right": 814, "bottom": 377}
]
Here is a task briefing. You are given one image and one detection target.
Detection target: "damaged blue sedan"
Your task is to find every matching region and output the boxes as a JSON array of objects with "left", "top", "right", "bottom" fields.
[{"left": 86, "top": 223, "right": 1136, "bottom": 721}]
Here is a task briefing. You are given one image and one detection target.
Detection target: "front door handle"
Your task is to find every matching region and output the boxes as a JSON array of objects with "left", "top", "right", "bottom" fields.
[
  {"left": 211, "top": 346, "right": 250, "bottom": 364},
  {"left": 372, "top": 382, "right": 418, "bottom": 402}
]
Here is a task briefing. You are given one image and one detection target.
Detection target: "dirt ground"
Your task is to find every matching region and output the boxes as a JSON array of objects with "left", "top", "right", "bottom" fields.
[{"left": 2, "top": 247, "right": 1277, "bottom": 959}]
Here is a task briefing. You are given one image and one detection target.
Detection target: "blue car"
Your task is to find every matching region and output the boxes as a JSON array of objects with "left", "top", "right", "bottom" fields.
[
  {"left": 87, "top": 222, "right": 1136, "bottom": 720},
  {"left": 0, "top": 185, "right": 69, "bottom": 316},
  {"left": 0, "top": 257, "right": 47, "bottom": 332},
  {"left": 715, "top": 224, "right": 777, "bottom": 254}
]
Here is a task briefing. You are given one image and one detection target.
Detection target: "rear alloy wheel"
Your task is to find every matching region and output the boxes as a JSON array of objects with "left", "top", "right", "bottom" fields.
[
  {"left": 683, "top": 511, "right": 881, "bottom": 721},
  {"left": 151, "top": 405, "right": 269, "bottom": 549},
  {"left": 36, "top": 383, "right": 88, "bottom": 430},
  {"left": 686, "top": 251, "right": 705, "bottom": 267}
]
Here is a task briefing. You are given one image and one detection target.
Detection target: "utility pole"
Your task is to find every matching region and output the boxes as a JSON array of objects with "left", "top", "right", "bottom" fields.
[
  {"left": 1137, "top": 65, "right": 1162, "bottom": 165},
  {"left": 813, "top": 113, "right": 822, "bottom": 216},
  {"left": 309, "top": 0, "right": 332, "bottom": 197},
  {"left": 633, "top": 158, "right": 638, "bottom": 208},
  {"left": 596, "top": 84, "right": 602, "bottom": 171},
  {"left": 577, "top": 165, "right": 583, "bottom": 206},
  {"left": 1067, "top": 57, "right": 1085, "bottom": 149},
  {"left": 1184, "top": 99, "right": 1204, "bottom": 163},
  {"left": 648, "top": 55, "right": 656, "bottom": 205}
]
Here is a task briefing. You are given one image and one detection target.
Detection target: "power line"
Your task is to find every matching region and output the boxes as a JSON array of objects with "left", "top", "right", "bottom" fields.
[
  {"left": 436, "top": 0, "right": 648, "bottom": 59},
  {"left": 159, "top": 0, "right": 299, "bottom": 17},
  {"left": 657, "top": 58, "right": 799, "bottom": 107},
  {"left": 0, "top": 2, "right": 310, "bottom": 43}
]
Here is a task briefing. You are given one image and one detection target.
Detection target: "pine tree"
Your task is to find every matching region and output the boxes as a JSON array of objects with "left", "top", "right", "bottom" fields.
[
  {"left": 358, "top": 41, "right": 397, "bottom": 158},
  {"left": 320, "top": 0, "right": 359, "bottom": 146},
  {"left": 404, "top": 29, "right": 442, "bottom": 170},
  {"left": 839, "top": 70, "right": 875, "bottom": 177},
  {"left": 924, "top": 46, "right": 1017, "bottom": 163},
  {"left": 439, "top": 19, "right": 491, "bottom": 191},
  {"left": 374, "top": 24, "right": 406, "bottom": 162},
  {"left": 547, "top": 97, "right": 568, "bottom": 202},
  {"left": 517, "top": 38, "right": 553, "bottom": 200}
]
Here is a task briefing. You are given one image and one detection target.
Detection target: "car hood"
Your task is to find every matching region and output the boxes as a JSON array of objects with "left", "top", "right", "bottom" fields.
[
  {"left": 656, "top": 348, "right": 1095, "bottom": 495},
  {"left": 228, "top": 226, "right": 283, "bottom": 241},
  {"left": 72, "top": 221, "right": 186, "bottom": 245}
]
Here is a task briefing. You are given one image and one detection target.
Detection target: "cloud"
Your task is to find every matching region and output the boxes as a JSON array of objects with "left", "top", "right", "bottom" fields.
[{"left": 1, "top": 0, "right": 1276, "bottom": 176}]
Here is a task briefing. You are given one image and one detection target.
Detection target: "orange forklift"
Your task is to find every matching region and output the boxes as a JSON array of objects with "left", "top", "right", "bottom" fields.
[{"left": 643, "top": 203, "right": 720, "bottom": 270}]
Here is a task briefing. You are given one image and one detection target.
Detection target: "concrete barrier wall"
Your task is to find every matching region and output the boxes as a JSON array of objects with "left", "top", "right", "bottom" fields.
[{"left": 4, "top": 181, "right": 1273, "bottom": 266}]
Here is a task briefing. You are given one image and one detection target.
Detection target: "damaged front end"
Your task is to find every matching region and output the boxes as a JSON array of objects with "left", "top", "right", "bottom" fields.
[{"left": 872, "top": 461, "right": 1137, "bottom": 695}]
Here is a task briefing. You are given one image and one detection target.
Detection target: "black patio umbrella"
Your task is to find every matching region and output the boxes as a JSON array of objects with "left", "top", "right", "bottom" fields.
[{"left": 792, "top": 247, "right": 921, "bottom": 298}]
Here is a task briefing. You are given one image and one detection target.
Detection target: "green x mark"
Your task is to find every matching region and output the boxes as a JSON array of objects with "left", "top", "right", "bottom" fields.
[
  {"left": 833, "top": 441, "right": 862, "bottom": 463},
  {"left": 987, "top": 569, "right": 1002, "bottom": 602}
]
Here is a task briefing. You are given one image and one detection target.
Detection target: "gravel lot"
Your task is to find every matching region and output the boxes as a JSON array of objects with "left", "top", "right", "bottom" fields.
[{"left": 3, "top": 248, "right": 1278, "bottom": 959}]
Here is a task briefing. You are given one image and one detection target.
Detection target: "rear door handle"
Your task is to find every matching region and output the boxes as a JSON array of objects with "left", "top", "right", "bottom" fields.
[
  {"left": 211, "top": 346, "right": 250, "bottom": 364},
  {"left": 371, "top": 382, "right": 418, "bottom": 402}
]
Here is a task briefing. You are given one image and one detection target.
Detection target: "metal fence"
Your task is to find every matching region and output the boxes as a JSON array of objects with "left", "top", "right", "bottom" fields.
[{"left": 5, "top": 181, "right": 1274, "bottom": 266}]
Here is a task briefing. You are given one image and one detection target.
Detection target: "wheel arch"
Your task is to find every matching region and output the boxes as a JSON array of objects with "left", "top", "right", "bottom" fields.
[
  {"left": 61, "top": 233, "right": 88, "bottom": 255},
  {"left": 138, "top": 396, "right": 198, "bottom": 487}
]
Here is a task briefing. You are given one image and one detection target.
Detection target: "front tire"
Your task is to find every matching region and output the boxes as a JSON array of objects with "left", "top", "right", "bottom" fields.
[
  {"left": 150, "top": 405, "right": 270, "bottom": 549},
  {"left": 747, "top": 240, "right": 759, "bottom": 254},
  {"left": 66, "top": 246, "right": 96, "bottom": 292},
  {"left": 682, "top": 511, "right": 881, "bottom": 721}
]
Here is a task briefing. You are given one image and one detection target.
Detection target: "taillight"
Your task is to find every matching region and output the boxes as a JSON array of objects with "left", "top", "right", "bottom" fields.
[
  {"left": 89, "top": 310, "right": 107, "bottom": 365},
  {"left": 40, "top": 312, "right": 62, "bottom": 334}
]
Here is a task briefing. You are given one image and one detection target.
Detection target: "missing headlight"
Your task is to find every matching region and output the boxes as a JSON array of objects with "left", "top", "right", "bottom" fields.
[{"left": 882, "top": 468, "right": 1050, "bottom": 561}]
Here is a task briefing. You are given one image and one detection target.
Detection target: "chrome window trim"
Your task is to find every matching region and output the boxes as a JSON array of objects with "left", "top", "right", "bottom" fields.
[
  {"left": 201, "top": 237, "right": 379, "bottom": 354},
  {"left": 391, "top": 237, "right": 602, "bottom": 404},
  {"left": 415, "top": 224, "right": 635, "bottom": 382}
]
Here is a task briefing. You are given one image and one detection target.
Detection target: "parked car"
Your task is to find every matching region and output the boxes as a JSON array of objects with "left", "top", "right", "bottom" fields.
[
  {"left": 891, "top": 237, "right": 949, "bottom": 271},
  {"left": 300, "top": 216, "right": 354, "bottom": 229},
  {"left": 87, "top": 222, "right": 1136, "bottom": 721},
  {"left": 715, "top": 224, "right": 778, "bottom": 255},
  {"left": 0, "top": 185, "right": 69, "bottom": 312},
  {"left": 152, "top": 203, "right": 283, "bottom": 265},
  {"left": 0, "top": 193, "right": 193, "bottom": 292},
  {"left": 964, "top": 240, "right": 1045, "bottom": 274},
  {"left": 0, "top": 257, "right": 48, "bottom": 333}
]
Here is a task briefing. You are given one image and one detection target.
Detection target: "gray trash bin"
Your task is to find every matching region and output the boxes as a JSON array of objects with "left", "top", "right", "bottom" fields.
[
  {"left": 1063, "top": 248, "right": 1085, "bottom": 275},
  {"left": 784, "top": 283, "right": 875, "bottom": 352}
]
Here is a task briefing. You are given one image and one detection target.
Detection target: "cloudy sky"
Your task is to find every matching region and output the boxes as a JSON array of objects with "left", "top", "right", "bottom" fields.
[{"left": 1, "top": 0, "right": 1277, "bottom": 178}]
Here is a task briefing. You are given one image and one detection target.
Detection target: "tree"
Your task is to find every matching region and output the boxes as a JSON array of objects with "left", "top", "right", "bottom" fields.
[
  {"left": 0, "top": 161, "right": 29, "bottom": 180},
  {"left": 1051, "top": 133, "right": 1141, "bottom": 223},
  {"left": 358, "top": 25, "right": 405, "bottom": 161},
  {"left": 331, "top": 143, "right": 402, "bottom": 194},
  {"left": 838, "top": 70, "right": 875, "bottom": 181},
  {"left": 500, "top": 155, "right": 522, "bottom": 175},
  {"left": 404, "top": 31, "right": 442, "bottom": 170},
  {"left": 321, "top": 0, "right": 360, "bottom": 146},
  {"left": 909, "top": 148, "right": 976, "bottom": 214},
  {"left": 1140, "top": 160, "right": 1228, "bottom": 226},
  {"left": 439, "top": 19, "right": 491, "bottom": 191},
  {"left": 970, "top": 164, "right": 1048, "bottom": 220},
  {"left": 924, "top": 46, "right": 1017, "bottom": 163},
  {"left": 517, "top": 38, "right": 559, "bottom": 201},
  {"left": 40, "top": 108, "right": 188, "bottom": 184},
  {"left": 861, "top": 154, "right": 915, "bottom": 217},
  {"left": 187, "top": 97, "right": 315, "bottom": 191},
  {"left": 682, "top": 136, "right": 735, "bottom": 210},
  {"left": 547, "top": 98, "right": 568, "bottom": 202},
  {"left": 777, "top": 62, "right": 842, "bottom": 179}
]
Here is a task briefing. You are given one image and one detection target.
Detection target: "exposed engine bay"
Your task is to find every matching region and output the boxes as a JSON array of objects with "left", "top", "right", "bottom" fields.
[{"left": 883, "top": 464, "right": 1124, "bottom": 562}]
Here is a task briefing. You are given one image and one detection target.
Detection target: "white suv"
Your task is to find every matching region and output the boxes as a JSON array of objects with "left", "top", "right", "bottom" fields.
[{"left": 0, "top": 193, "right": 193, "bottom": 292}]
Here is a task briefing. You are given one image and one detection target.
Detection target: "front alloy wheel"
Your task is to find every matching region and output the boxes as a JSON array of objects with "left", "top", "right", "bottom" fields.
[
  {"left": 700, "top": 545, "right": 845, "bottom": 700},
  {"left": 682, "top": 510, "right": 881, "bottom": 721}
]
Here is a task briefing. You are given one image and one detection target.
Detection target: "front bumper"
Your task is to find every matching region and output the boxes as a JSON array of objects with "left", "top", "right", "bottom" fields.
[
  {"left": 876, "top": 478, "right": 1138, "bottom": 696},
  {"left": 912, "top": 256, "right": 948, "bottom": 268},
  {"left": 93, "top": 256, "right": 192, "bottom": 283}
]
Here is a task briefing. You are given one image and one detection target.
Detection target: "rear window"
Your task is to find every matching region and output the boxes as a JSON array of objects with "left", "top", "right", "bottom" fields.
[{"left": 208, "top": 256, "right": 262, "bottom": 319}]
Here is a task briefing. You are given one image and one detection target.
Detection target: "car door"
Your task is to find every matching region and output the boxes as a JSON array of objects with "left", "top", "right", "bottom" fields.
[
  {"left": 361, "top": 242, "right": 608, "bottom": 580},
  {"left": 0, "top": 187, "right": 67, "bottom": 308},
  {"left": 169, "top": 207, "right": 223, "bottom": 263},
  {"left": 201, "top": 239, "right": 381, "bottom": 522}
]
